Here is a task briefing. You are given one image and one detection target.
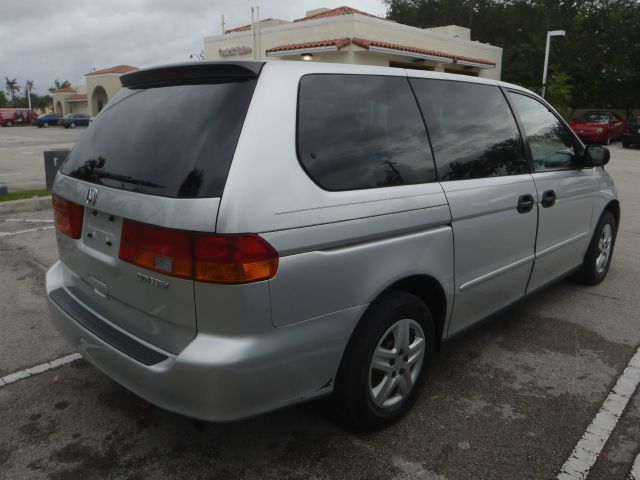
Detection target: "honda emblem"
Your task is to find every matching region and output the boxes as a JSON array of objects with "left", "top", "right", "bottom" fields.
[{"left": 86, "top": 188, "right": 98, "bottom": 206}]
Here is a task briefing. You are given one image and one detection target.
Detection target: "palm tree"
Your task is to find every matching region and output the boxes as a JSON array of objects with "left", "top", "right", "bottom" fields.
[
  {"left": 5, "top": 77, "right": 20, "bottom": 106},
  {"left": 48, "top": 79, "right": 71, "bottom": 93}
]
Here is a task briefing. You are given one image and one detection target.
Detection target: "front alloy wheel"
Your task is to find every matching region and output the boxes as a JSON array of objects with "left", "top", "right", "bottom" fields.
[
  {"left": 595, "top": 223, "right": 613, "bottom": 276},
  {"left": 575, "top": 210, "right": 616, "bottom": 285}
]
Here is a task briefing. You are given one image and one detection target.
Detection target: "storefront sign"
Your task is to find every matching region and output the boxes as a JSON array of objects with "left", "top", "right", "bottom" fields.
[{"left": 219, "top": 46, "right": 253, "bottom": 57}]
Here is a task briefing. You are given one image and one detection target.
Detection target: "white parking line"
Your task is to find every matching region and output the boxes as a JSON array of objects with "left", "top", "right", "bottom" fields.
[
  {"left": 558, "top": 346, "right": 640, "bottom": 480},
  {"left": 0, "top": 353, "right": 82, "bottom": 388},
  {"left": 0, "top": 226, "right": 54, "bottom": 237},
  {"left": 629, "top": 452, "right": 640, "bottom": 480},
  {"left": 0, "top": 218, "right": 54, "bottom": 223}
]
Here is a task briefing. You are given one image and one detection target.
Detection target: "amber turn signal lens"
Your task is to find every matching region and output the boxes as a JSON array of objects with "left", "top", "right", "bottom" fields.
[{"left": 194, "top": 234, "right": 279, "bottom": 284}]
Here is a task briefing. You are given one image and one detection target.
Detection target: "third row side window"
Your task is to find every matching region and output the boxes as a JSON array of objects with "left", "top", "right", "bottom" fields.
[
  {"left": 297, "top": 74, "right": 436, "bottom": 191},
  {"left": 410, "top": 79, "right": 529, "bottom": 181}
]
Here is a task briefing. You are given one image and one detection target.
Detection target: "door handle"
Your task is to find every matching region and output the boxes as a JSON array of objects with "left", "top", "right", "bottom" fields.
[
  {"left": 517, "top": 194, "right": 535, "bottom": 214},
  {"left": 541, "top": 190, "right": 556, "bottom": 208}
]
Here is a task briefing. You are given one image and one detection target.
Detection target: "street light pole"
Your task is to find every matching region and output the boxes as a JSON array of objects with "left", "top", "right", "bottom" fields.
[{"left": 541, "top": 30, "right": 566, "bottom": 98}]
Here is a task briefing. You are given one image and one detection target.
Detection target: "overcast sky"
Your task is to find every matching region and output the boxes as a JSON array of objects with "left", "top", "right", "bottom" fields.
[{"left": 1, "top": 0, "right": 387, "bottom": 95}]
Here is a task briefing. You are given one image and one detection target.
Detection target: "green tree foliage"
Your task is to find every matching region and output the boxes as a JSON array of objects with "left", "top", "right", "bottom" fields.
[
  {"left": 385, "top": 0, "right": 640, "bottom": 117},
  {"left": 48, "top": 79, "right": 71, "bottom": 93},
  {"left": 0, "top": 90, "right": 7, "bottom": 108},
  {"left": 5, "top": 77, "right": 20, "bottom": 106}
]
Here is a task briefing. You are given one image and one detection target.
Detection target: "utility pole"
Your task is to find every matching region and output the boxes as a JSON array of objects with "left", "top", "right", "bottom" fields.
[
  {"left": 221, "top": 14, "right": 225, "bottom": 34},
  {"left": 541, "top": 30, "right": 566, "bottom": 98}
]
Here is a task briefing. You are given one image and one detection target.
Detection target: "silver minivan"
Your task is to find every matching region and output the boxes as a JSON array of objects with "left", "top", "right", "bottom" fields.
[{"left": 46, "top": 61, "right": 619, "bottom": 429}]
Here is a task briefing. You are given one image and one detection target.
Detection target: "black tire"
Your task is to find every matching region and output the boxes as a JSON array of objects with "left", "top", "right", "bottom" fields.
[
  {"left": 333, "top": 291, "right": 435, "bottom": 430},
  {"left": 622, "top": 141, "right": 629, "bottom": 148},
  {"left": 575, "top": 211, "right": 617, "bottom": 285}
]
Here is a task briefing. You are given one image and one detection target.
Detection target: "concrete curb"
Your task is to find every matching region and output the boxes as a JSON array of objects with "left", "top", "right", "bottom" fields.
[{"left": 0, "top": 197, "right": 52, "bottom": 215}]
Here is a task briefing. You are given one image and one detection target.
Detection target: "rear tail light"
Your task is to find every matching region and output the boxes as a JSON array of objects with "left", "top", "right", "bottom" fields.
[
  {"left": 119, "top": 220, "right": 193, "bottom": 279},
  {"left": 194, "top": 234, "right": 278, "bottom": 284},
  {"left": 52, "top": 195, "right": 84, "bottom": 239},
  {"left": 119, "top": 219, "right": 278, "bottom": 284}
]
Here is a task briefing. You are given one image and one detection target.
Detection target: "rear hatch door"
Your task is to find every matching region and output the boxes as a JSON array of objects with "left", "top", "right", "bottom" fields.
[{"left": 53, "top": 62, "right": 262, "bottom": 354}]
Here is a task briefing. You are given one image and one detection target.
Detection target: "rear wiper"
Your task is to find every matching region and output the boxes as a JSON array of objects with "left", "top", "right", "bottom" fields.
[{"left": 95, "top": 171, "right": 164, "bottom": 189}]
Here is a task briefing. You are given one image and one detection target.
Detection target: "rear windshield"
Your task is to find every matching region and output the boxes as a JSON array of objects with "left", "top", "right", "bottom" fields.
[
  {"left": 577, "top": 113, "right": 609, "bottom": 123},
  {"left": 61, "top": 80, "right": 257, "bottom": 198}
]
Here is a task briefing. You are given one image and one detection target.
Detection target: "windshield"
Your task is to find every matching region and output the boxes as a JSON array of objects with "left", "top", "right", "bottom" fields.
[
  {"left": 61, "top": 79, "right": 257, "bottom": 198},
  {"left": 577, "top": 113, "right": 609, "bottom": 123}
]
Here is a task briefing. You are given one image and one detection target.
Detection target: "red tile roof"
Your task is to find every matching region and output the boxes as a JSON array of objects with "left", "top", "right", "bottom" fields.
[
  {"left": 225, "top": 18, "right": 274, "bottom": 34},
  {"left": 266, "top": 37, "right": 495, "bottom": 66},
  {"left": 53, "top": 87, "right": 76, "bottom": 93},
  {"left": 454, "top": 54, "right": 496, "bottom": 66},
  {"left": 352, "top": 38, "right": 455, "bottom": 61},
  {"left": 85, "top": 65, "right": 138, "bottom": 76},
  {"left": 266, "top": 37, "right": 352, "bottom": 54},
  {"left": 225, "top": 7, "right": 386, "bottom": 34},
  {"left": 293, "top": 6, "right": 385, "bottom": 22},
  {"left": 352, "top": 37, "right": 496, "bottom": 66},
  {"left": 66, "top": 94, "right": 87, "bottom": 102}
]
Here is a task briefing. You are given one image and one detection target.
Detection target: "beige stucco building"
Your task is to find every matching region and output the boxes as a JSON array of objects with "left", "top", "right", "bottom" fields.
[
  {"left": 51, "top": 87, "right": 88, "bottom": 116},
  {"left": 51, "top": 65, "right": 137, "bottom": 117},
  {"left": 204, "top": 6, "right": 502, "bottom": 79}
]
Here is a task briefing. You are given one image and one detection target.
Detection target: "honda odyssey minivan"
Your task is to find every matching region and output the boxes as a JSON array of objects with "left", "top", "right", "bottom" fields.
[{"left": 46, "top": 61, "right": 619, "bottom": 429}]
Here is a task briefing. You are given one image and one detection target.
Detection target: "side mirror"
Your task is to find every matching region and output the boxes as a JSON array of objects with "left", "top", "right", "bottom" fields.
[{"left": 584, "top": 145, "right": 610, "bottom": 167}]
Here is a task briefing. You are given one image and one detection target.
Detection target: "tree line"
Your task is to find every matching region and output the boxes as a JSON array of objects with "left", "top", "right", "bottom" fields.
[
  {"left": 1, "top": 78, "right": 72, "bottom": 111},
  {"left": 385, "top": 0, "right": 640, "bottom": 118}
]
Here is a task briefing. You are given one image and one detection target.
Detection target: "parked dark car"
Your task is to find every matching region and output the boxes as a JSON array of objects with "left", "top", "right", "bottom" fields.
[
  {"left": 0, "top": 108, "right": 39, "bottom": 126},
  {"left": 59, "top": 113, "right": 91, "bottom": 129},
  {"left": 32, "top": 113, "right": 61, "bottom": 128},
  {"left": 570, "top": 111, "right": 627, "bottom": 144},
  {"left": 622, "top": 117, "right": 640, "bottom": 148}
]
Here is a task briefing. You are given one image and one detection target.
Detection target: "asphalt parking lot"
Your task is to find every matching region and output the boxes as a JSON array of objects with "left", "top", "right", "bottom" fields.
[
  {"left": 0, "top": 139, "right": 639, "bottom": 479},
  {"left": 0, "top": 126, "right": 83, "bottom": 192}
]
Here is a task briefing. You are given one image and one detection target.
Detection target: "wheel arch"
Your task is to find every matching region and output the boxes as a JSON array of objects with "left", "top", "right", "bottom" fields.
[
  {"left": 348, "top": 274, "right": 448, "bottom": 353},
  {"left": 603, "top": 199, "right": 620, "bottom": 228}
]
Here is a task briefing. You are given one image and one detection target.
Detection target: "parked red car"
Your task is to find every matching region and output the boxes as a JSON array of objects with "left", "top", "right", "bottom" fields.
[
  {"left": 570, "top": 111, "right": 627, "bottom": 144},
  {"left": 0, "top": 108, "right": 39, "bottom": 127}
]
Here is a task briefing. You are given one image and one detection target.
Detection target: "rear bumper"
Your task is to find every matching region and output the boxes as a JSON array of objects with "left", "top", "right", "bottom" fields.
[
  {"left": 622, "top": 133, "right": 640, "bottom": 144},
  {"left": 46, "top": 261, "right": 364, "bottom": 421}
]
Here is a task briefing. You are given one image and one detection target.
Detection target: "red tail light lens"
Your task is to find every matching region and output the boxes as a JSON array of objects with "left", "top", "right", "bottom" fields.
[
  {"left": 194, "top": 234, "right": 279, "bottom": 284},
  {"left": 52, "top": 195, "right": 84, "bottom": 239},
  {"left": 118, "top": 220, "right": 278, "bottom": 284},
  {"left": 119, "top": 220, "right": 193, "bottom": 279}
]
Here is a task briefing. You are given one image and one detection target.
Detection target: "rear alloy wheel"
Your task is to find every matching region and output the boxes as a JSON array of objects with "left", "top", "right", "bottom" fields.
[
  {"left": 70, "top": 122, "right": 76, "bottom": 129},
  {"left": 334, "top": 291, "right": 435, "bottom": 430},
  {"left": 575, "top": 211, "right": 617, "bottom": 285},
  {"left": 6, "top": 121, "right": 12, "bottom": 127},
  {"left": 369, "top": 319, "right": 426, "bottom": 410},
  {"left": 43, "top": 122, "right": 49, "bottom": 128}
]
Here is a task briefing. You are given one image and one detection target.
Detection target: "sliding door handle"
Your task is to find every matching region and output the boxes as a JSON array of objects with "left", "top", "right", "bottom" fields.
[{"left": 517, "top": 194, "right": 535, "bottom": 214}]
